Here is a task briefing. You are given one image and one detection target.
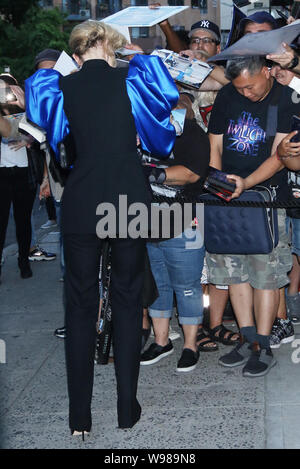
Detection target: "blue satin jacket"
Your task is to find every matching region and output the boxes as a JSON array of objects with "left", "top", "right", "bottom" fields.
[{"left": 25, "top": 54, "right": 178, "bottom": 161}]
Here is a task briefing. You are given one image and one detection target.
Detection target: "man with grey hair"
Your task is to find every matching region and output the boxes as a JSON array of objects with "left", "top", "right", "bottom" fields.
[{"left": 207, "top": 54, "right": 300, "bottom": 377}]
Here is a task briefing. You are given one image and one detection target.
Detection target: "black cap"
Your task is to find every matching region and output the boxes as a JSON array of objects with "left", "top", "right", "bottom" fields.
[
  {"left": 189, "top": 20, "right": 221, "bottom": 43},
  {"left": 34, "top": 49, "right": 61, "bottom": 69},
  {"left": 239, "top": 11, "right": 277, "bottom": 32}
]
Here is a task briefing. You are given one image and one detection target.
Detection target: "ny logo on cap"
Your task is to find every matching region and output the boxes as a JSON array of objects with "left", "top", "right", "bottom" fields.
[{"left": 200, "top": 20, "right": 210, "bottom": 28}]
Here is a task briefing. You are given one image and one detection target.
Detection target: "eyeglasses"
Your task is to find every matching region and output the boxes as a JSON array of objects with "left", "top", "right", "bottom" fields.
[{"left": 190, "top": 37, "right": 218, "bottom": 45}]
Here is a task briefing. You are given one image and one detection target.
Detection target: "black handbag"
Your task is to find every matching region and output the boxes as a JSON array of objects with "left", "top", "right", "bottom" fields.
[{"left": 202, "top": 187, "right": 279, "bottom": 255}]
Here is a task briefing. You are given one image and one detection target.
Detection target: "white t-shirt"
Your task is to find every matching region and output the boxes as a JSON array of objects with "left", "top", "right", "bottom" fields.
[
  {"left": 0, "top": 112, "right": 28, "bottom": 167},
  {"left": 0, "top": 141, "right": 28, "bottom": 167},
  {"left": 289, "top": 76, "right": 300, "bottom": 95}
]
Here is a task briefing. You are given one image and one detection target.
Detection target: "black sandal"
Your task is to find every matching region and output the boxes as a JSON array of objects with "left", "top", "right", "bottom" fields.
[
  {"left": 196, "top": 330, "right": 219, "bottom": 352},
  {"left": 208, "top": 324, "right": 240, "bottom": 346}
]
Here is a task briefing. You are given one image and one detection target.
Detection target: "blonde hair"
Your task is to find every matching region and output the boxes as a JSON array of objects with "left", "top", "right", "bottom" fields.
[{"left": 69, "top": 20, "right": 127, "bottom": 62}]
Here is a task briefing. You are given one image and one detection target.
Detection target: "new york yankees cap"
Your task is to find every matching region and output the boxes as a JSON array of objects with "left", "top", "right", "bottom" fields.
[{"left": 189, "top": 20, "right": 221, "bottom": 43}]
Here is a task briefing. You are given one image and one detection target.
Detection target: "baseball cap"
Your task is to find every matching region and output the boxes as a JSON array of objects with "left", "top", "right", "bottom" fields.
[
  {"left": 189, "top": 20, "right": 221, "bottom": 43},
  {"left": 34, "top": 49, "right": 61, "bottom": 69},
  {"left": 239, "top": 11, "right": 278, "bottom": 32}
]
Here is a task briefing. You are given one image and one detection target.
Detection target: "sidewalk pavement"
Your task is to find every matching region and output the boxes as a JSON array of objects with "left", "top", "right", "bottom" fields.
[{"left": 0, "top": 227, "right": 300, "bottom": 449}]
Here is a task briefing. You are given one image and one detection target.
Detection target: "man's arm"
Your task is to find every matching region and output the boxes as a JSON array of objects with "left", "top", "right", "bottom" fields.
[
  {"left": 209, "top": 66, "right": 230, "bottom": 86},
  {"left": 0, "top": 115, "right": 11, "bottom": 138},
  {"left": 164, "top": 165, "right": 200, "bottom": 185},
  {"left": 208, "top": 133, "right": 223, "bottom": 169},
  {"left": 180, "top": 50, "right": 229, "bottom": 89},
  {"left": 280, "top": 155, "right": 300, "bottom": 171},
  {"left": 228, "top": 132, "right": 286, "bottom": 197},
  {"left": 277, "top": 129, "right": 300, "bottom": 171}
]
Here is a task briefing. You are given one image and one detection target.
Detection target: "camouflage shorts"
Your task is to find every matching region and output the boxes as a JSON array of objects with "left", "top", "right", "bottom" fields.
[{"left": 206, "top": 209, "right": 292, "bottom": 290}]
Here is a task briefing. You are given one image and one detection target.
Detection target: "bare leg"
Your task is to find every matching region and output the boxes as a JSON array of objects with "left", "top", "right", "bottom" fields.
[
  {"left": 229, "top": 283, "right": 254, "bottom": 328},
  {"left": 196, "top": 285, "right": 218, "bottom": 349},
  {"left": 209, "top": 285, "right": 229, "bottom": 329},
  {"left": 276, "top": 287, "right": 287, "bottom": 320},
  {"left": 209, "top": 285, "right": 239, "bottom": 341},
  {"left": 142, "top": 308, "right": 150, "bottom": 329},
  {"left": 287, "top": 254, "right": 300, "bottom": 295},
  {"left": 182, "top": 324, "right": 198, "bottom": 353},
  {"left": 152, "top": 317, "right": 170, "bottom": 347},
  {"left": 254, "top": 289, "right": 279, "bottom": 336}
]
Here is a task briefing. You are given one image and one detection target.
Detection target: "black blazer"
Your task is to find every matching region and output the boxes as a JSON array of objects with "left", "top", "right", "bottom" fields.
[{"left": 60, "top": 59, "right": 151, "bottom": 234}]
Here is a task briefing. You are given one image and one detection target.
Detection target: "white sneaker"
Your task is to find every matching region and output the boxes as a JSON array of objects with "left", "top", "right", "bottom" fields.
[
  {"left": 150, "top": 325, "right": 181, "bottom": 341},
  {"left": 41, "top": 220, "right": 57, "bottom": 229},
  {"left": 169, "top": 326, "right": 180, "bottom": 341}
]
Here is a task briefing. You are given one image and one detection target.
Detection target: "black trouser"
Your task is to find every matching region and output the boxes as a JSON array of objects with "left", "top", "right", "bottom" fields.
[
  {"left": 45, "top": 195, "right": 56, "bottom": 221},
  {"left": 63, "top": 233, "right": 146, "bottom": 431},
  {"left": 0, "top": 167, "right": 36, "bottom": 261}
]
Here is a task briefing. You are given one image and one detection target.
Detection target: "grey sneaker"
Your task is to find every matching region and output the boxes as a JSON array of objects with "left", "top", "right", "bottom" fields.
[
  {"left": 219, "top": 341, "right": 252, "bottom": 368},
  {"left": 286, "top": 294, "right": 300, "bottom": 325},
  {"left": 270, "top": 318, "right": 295, "bottom": 349},
  {"left": 242, "top": 348, "right": 277, "bottom": 378}
]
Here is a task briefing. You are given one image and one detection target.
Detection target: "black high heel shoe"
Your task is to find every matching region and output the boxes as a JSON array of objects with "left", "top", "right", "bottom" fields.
[
  {"left": 118, "top": 401, "right": 141, "bottom": 429},
  {"left": 18, "top": 257, "right": 32, "bottom": 279}
]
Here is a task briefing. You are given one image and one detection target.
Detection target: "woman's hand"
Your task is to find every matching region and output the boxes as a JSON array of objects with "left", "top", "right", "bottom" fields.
[
  {"left": 9, "top": 85, "right": 26, "bottom": 110},
  {"left": 39, "top": 178, "right": 51, "bottom": 199},
  {"left": 277, "top": 131, "right": 300, "bottom": 158},
  {"left": 8, "top": 140, "right": 27, "bottom": 151},
  {"left": 8, "top": 135, "right": 34, "bottom": 151},
  {"left": 123, "top": 43, "right": 144, "bottom": 61}
]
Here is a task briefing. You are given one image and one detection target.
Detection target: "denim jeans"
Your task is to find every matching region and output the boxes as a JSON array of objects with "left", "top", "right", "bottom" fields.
[
  {"left": 286, "top": 216, "right": 300, "bottom": 257},
  {"left": 55, "top": 200, "right": 65, "bottom": 276},
  {"left": 147, "top": 227, "right": 205, "bottom": 325}
]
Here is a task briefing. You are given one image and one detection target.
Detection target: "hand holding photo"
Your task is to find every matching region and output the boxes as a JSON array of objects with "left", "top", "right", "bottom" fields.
[{"left": 151, "top": 49, "right": 213, "bottom": 89}]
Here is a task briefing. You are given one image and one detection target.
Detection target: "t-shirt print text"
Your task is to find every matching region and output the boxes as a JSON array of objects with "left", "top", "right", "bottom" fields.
[{"left": 226, "top": 111, "right": 266, "bottom": 156}]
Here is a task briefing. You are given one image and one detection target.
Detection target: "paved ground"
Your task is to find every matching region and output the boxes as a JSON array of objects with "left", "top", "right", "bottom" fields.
[{"left": 0, "top": 211, "right": 300, "bottom": 450}]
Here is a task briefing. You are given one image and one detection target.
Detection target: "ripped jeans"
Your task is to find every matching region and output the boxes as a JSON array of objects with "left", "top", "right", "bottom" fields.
[{"left": 147, "top": 227, "right": 205, "bottom": 326}]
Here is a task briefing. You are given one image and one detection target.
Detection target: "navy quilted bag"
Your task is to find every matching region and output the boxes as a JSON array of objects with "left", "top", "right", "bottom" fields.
[{"left": 202, "top": 187, "right": 279, "bottom": 254}]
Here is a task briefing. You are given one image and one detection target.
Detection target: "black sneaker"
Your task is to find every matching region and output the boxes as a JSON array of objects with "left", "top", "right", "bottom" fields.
[
  {"left": 242, "top": 347, "right": 277, "bottom": 378},
  {"left": 54, "top": 326, "right": 66, "bottom": 339},
  {"left": 270, "top": 318, "right": 295, "bottom": 349},
  {"left": 140, "top": 340, "right": 173, "bottom": 365},
  {"left": 219, "top": 341, "right": 252, "bottom": 368},
  {"left": 176, "top": 348, "right": 199, "bottom": 372}
]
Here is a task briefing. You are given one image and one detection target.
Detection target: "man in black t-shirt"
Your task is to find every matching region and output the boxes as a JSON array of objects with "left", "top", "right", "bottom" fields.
[{"left": 207, "top": 55, "right": 300, "bottom": 378}]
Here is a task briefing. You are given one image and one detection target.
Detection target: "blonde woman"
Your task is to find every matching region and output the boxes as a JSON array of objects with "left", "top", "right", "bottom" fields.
[
  {"left": 26, "top": 18, "right": 178, "bottom": 438},
  {"left": 58, "top": 21, "right": 154, "bottom": 437}
]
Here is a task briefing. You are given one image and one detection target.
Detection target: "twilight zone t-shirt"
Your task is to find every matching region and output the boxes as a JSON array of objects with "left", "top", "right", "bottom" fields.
[{"left": 208, "top": 80, "right": 300, "bottom": 200}]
